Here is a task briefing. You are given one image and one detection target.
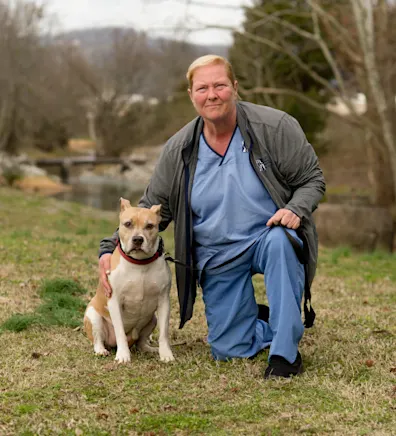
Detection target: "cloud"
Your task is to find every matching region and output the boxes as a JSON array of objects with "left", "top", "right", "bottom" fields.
[{"left": 44, "top": 0, "right": 251, "bottom": 44}]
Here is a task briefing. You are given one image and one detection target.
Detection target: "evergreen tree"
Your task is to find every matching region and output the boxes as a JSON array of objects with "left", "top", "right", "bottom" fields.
[{"left": 229, "top": 0, "right": 335, "bottom": 151}]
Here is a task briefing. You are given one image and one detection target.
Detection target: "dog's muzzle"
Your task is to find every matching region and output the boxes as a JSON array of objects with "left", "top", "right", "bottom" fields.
[{"left": 131, "top": 235, "right": 144, "bottom": 251}]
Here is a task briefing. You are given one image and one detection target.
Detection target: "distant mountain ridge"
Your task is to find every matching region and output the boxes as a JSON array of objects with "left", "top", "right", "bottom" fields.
[
  {"left": 55, "top": 27, "right": 229, "bottom": 99},
  {"left": 56, "top": 27, "right": 229, "bottom": 60}
]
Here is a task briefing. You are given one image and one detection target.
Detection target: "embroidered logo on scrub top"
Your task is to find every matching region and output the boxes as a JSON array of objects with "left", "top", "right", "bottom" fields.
[{"left": 256, "top": 159, "right": 266, "bottom": 171}]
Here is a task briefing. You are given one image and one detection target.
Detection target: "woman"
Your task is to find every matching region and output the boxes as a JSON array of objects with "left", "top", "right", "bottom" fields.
[{"left": 99, "top": 55, "right": 325, "bottom": 378}]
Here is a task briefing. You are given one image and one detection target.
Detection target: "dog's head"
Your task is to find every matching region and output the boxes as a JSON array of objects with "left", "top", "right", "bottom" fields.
[{"left": 118, "top": 198, "right": 162, "bottom": 259}]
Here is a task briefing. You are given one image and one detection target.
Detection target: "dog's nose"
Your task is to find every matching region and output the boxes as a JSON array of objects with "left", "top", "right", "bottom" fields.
[{"left": 132, "top": 236, "right": 144, "bottom": 245}]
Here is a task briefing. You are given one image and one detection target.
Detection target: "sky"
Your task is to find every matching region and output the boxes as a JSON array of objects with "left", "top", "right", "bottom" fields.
[{"left": 43, "top": 0, "right": 253, "bottom": 45}]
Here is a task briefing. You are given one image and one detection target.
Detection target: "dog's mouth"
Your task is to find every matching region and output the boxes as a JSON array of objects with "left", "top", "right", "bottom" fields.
[{"left": 129, "top": 246, "right": 146, "bottom": 255}]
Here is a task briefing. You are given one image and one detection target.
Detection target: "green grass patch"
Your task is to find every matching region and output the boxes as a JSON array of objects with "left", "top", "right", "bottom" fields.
[
  {"left": 1, "top": 314, "right": 39, "bottom": 332},
  {"left": 15, "top": 404, "right": 39, "bottom": 416},
  {"left": 318, "top": 247, "right": 396, "bottom": 282},
  {"left": 10, "top": 230, "right": 32, "bottom": 238},
  {"left": 136, "top": 413, "right": 213, "bottom": 434},
  {"left": 1, "top": 279, "right": 87, "bottom": 332}
]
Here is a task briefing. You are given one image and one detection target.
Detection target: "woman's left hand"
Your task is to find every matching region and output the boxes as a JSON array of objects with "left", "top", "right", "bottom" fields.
[{"left": 266, "top": 209, "right": 301, "bottom": 229}]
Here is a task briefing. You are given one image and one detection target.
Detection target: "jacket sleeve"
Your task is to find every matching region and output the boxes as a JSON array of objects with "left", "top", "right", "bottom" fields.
[
  {"left": 274, "top": 114, "right": 326, "bottom": 220},
  {"left": 138, "top": 144, "right": 175, "bottom": 231},
  {"left": 98, "top": 228, "right": 118, "bottom": 258}
]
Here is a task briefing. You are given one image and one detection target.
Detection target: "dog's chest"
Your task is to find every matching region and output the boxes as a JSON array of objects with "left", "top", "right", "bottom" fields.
[{"left": 109, "top": 258, "right": 170, "bottom": 325}]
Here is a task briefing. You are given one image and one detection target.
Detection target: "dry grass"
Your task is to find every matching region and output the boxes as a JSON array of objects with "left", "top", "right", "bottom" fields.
[
  {"left": 0, "top": 187, "right": 395, "bottom": 435},
  {"left": 68, "top": 139, "right": 96, "bottom": 153}
]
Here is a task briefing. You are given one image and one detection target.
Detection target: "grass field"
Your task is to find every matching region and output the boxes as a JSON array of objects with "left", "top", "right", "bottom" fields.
[{"left": 0, "top": 187, "right": 395, "bottom": 435}]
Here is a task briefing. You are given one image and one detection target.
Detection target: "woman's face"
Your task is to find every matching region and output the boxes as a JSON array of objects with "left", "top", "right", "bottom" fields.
[{"left": 188, "top": 63, "right": 238, "bottom": 124}]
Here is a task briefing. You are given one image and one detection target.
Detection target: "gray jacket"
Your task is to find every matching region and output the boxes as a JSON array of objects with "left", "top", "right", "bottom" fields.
[{"left": 99, "top": 101, "right": 326, "bottom": 328}]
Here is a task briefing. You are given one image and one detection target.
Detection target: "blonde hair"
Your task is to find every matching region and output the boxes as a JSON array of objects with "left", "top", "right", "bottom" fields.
[{"left": 186, "top": 54, "right": 237, "bottom": 89}]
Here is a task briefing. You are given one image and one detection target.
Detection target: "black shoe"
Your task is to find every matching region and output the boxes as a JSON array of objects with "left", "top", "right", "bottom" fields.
[
  {"left": 257, "top": 304, "right": 270, "bottom": 323},
  {"left": 264, "top": 352, "right": 303, "bottom": 379}
]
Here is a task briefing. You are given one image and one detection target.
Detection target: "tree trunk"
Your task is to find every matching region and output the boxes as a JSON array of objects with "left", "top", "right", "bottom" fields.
[{"left": 366, "top": 135, "right": 395, "bottom": 207}]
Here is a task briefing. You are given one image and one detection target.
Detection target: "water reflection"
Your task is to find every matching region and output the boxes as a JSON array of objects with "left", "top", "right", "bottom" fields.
[{"left": 53, "top": 182, "right": 144, "bottom": 211}]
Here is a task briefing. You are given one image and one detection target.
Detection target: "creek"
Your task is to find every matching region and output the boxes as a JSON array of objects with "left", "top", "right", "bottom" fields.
[{"left": 52, "top": 176, "right": 145, "bottom": 211}]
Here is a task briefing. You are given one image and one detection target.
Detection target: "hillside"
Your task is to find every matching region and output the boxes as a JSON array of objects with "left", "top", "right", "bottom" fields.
[
  {"left": 54, "top": 27, "right": 229, "bottom": 99},
  {"left": 56, "top": 27, "right": 229, "bottom": 59}
]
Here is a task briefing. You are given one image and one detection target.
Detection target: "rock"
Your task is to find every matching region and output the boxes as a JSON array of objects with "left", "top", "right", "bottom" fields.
[
  {"left": 0, "top": 152, "right": 47, "bottom": 178},
  {"left": 315, "top": 203, "right": 394, "bottom": 252},
  {"left": 14, "top": 176, "right": 71, "bottom": 195},
  {"left": 20, "top": 164, "right": 47, "bottom": 177}
]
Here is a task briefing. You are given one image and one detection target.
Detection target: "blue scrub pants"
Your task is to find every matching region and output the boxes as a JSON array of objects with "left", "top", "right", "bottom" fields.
[{"left": 201, "top": 227, "right": 305, "bottom": 364}]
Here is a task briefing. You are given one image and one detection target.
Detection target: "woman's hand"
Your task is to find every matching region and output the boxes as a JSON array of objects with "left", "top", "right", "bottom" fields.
[
  {"left": 99, "top": 253, "right": 113, "bottom": 298},
  {"left": 266, "top": 209, "right": 301, "bottom": 230}
]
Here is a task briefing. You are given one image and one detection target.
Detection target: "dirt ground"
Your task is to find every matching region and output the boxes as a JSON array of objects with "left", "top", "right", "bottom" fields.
[{"left": 319, "top": 115, "right": 370, "bottom": 193}]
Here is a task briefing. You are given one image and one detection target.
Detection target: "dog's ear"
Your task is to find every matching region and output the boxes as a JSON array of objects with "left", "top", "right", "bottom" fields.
[
  {"left": 150, "top": 204, "right": 162, "bottom": 218},
  {"left": 119, "top": 197, "right": 131, "bottom": 212}
]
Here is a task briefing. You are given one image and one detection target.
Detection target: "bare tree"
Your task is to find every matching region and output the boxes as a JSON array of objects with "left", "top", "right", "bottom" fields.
[
  {"left": 0, "top": 0, "right": 45, "bottom": 153},
  {"left": 0, "top": 1, "right": 86, "bottom": 154},
  {"left": 63, "top": 29, "right": 156, "bottom": 156}
]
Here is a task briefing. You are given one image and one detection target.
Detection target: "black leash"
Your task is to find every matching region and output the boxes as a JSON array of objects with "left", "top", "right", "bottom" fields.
[{"left": 165, "top": 254, "right": 198, "bottom": 271}]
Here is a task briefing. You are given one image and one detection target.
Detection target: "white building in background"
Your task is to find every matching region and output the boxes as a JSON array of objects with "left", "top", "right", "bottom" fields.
[
  {"left": 327, "top": 93, "right": 396, "bottom": 116},
  {"left": 326, "top": 93, "right": 367, "bottom": 116},
  {"left": 117, "top": 93, "right": 159, "bottom": 106}
]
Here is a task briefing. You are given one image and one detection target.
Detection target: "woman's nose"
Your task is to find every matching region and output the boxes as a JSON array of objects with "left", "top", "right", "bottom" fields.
[{"left": 207, "top": 86, "right": 217, "bottom": 100}]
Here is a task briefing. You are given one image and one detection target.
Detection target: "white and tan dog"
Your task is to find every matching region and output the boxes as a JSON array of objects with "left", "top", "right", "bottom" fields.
[{"left": 84, "top": 198, "right": 174, "bottom": 363}]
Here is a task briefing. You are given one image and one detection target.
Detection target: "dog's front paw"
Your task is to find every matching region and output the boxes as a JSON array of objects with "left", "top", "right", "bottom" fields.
[
  {"left": 115, "top": 349, "right": 131, "bottom": 363},
  {"left": 94, "top": 346, "right": 110, "bottom": 357},
  {"left": 159, "top": 347, "right": 175, "bottom": 362},
  {"left": 160, "top": 354, "right": 175, "bottom": 362}
]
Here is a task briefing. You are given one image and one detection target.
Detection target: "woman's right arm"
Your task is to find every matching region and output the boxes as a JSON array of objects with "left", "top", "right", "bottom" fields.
[{"left": 98, "top": 228, "right": 119, "bottom": 297}]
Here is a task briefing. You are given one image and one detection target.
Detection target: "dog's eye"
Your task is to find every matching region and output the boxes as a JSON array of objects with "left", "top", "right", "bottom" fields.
[
  {"left": 146, "top": 224, "right": 154, "bottom": 230},
  {"left": 124, "top": 221, "right": 132, "bottom": 228}
]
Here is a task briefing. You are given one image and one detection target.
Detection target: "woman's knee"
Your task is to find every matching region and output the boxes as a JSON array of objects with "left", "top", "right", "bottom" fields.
[{"left": 265, "top": 226, "right": 290, "bottom": 255}]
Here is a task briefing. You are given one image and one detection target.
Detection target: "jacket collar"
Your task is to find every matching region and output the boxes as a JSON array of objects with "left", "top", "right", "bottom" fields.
[
  {"left": 236, "top": 102, "right": 254, "bottom": 149},
  {"left": 181, "top": 116, "right": 203, "bottom": 164}
]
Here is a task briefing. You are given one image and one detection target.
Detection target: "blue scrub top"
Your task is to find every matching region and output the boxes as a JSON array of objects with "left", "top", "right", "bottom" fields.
[{"left": 191, "top": 126, "right": 278, "bottom": 272}]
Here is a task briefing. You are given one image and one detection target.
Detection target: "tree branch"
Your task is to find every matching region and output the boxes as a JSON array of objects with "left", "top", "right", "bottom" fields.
[
  {"left": 232, "top": 28, "right": 341, "bottom": 99},
  {"left": 240, "top": 85, "right": 380, "bottom": 132},
  {"left": 248, "top": 3, "right": 362, "bottom": 117},
  {"left": 309, "top": 0, "right": 357, "bottom": 49},
  {"left": 309, "top": 2, "right": 355, "bottom": 114}
]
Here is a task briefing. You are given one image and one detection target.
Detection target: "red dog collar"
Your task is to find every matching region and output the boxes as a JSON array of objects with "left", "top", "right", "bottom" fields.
[{"left": 117, "top": 238, "right": 163, "bottom": 265}]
